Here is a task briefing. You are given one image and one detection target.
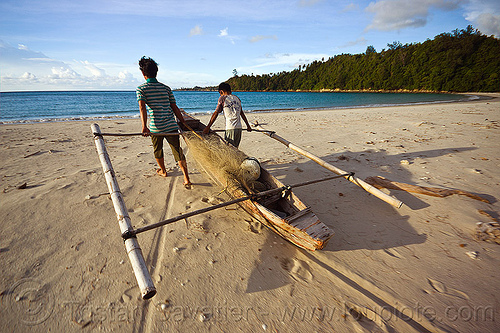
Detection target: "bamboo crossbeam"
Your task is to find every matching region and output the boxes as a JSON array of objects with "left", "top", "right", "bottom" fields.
[
  {"left": 255, "top": 125, "right": 403, "bottom": 208},
  {"left": 95, "top": 132, "right": 182, "bottom": 137},
  {"left": 93, "top": 129, "right": 271, "bottom": 137},
  {"left": 91, "top": 123, "right": 156, "bottom": 300},
  {"left": 126, "top": 173, "right": 350, "bottom": 237}
]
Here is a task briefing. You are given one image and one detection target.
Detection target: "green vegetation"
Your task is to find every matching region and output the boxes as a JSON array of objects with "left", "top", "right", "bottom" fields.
[{"left": 227, "top": 26, "right": 500, "bottom": 93}]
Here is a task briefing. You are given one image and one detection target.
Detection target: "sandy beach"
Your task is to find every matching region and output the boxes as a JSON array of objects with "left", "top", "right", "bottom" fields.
[{"left": 1, "top": 94, "right": 499, "bottom": 332}]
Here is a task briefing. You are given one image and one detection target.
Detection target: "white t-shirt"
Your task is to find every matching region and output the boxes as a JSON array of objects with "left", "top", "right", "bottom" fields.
[{"left": 216, "top": 94, "right": 242, "bottom": 130}]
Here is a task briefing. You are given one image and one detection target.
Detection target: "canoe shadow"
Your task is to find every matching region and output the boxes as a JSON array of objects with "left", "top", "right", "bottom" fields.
[
  {"left": 238, "top": 145, "right": 493, "bottom": 295},
  {"left": 245, "top": 148, "right": 464, "bottom": 292},
  {"left": 251, "top": 146, "right": 484, "bottom": 254}
]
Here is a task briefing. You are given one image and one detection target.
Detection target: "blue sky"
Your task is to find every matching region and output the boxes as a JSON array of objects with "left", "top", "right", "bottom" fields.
[{"left": 1, "top": 0, "right": 499, "bottom": 91}]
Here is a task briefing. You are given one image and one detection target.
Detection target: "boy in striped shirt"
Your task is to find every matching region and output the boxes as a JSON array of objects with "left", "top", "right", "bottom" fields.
[{"left": 136, "top": 56, "right": 191, "bottom": 188}]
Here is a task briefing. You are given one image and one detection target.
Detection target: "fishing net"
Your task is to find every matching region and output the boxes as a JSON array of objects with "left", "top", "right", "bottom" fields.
[
  {"left": 183, "top": 132, "right": 251, "bottom": 192},
  {"left": 183, "top": 132, "right": 268, "bottom": 193}
]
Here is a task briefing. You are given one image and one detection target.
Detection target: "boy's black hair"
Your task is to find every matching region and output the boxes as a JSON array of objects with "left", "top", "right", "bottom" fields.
[
  {"left": 218, "top": 82, "right": 231, "bottom": 93},
  {"left": 139, "top": 56, "right": 158, "bottom": 78}
]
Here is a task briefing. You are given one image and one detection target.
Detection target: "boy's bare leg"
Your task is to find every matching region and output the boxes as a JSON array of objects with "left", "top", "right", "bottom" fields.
[
  {"left": 155, "top": 158, "right": 168, "bottom": 177},
  {"left": 178, "top": 159, "right": 191, "bottom": 186}
]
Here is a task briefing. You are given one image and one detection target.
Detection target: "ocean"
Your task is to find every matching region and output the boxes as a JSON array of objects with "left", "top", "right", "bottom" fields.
[{"left": 0, "top": 90, "right": 473, "bottom": 124}]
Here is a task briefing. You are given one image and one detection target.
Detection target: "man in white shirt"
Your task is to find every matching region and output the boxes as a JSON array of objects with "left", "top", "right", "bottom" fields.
[{"left": 203, "top": 82, "right": 252, "bottom": 148}]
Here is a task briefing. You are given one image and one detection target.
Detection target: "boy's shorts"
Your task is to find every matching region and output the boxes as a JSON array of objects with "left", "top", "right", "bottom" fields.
[
  {"left": 224, "top": 128, "right": 243, "bottom": 148},
  {"left": 151, "top": 134, "right": 185, "bottom": 162}
]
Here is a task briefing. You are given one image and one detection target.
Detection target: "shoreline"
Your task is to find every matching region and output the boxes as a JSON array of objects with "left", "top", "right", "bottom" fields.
[
  {"left": 1, "top": 97, "right": 499, "bottom": 332},
  {"left": 1, "top": 92, "right": 494, "bottom": 125}
]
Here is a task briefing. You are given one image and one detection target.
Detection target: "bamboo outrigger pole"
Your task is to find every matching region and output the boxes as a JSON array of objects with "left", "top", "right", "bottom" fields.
[
  {"left": 91, "top": 124, "right": 156, "bottom": 299},
  {"left": 255, "top": 125, "right": 403, "bottom": 208}
]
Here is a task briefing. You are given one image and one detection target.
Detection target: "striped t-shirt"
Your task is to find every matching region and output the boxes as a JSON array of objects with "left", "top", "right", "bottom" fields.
[{"left": 136, "top": 78, "right": 179, "bottom": 133}]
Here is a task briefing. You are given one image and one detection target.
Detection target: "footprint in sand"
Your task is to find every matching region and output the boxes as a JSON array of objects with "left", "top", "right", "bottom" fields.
[
  {"left": 205, "top": 232, "right": 226, "bottom": 251},
  {"left": 383, "top": 248, "right": 403, "bottom": 259},
  {"left": 280, "top": 258, "right": 313, "bottom": 283},
  {"left": 345, "top": 302, "right": 390, "bottom": 333},
  {"left": 186, "top": 218, "right": 209, "bottom": 233},
  {"left": 245, "top": 219, "right": 262, "bottom": 234},
  {"left": 120, "top": 286, "right": 139, "bottom": 304},
  {"left": 426, "top": 278, "right": 469, "bottom": 300}
]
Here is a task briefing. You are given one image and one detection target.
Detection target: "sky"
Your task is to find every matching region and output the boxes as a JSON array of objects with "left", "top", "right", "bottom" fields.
[{"left": 1, "top": 0, "right": 499, "bottom": 91}]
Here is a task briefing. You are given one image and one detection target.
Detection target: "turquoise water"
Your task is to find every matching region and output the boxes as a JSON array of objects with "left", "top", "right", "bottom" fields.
[{"left": 0, "top": 90, "right": 471, "bottom": 124}]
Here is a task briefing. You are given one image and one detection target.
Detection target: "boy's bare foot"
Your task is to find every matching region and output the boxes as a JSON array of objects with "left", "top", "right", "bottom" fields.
[
  {"left": 156, "top": 169, "right": 168, "bottom": 177},
  {"left": 183, "top": 182, "right": 192, "bottom": 189}
]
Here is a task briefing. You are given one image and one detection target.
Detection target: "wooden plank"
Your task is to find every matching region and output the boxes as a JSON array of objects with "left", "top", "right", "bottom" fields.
[
  {"left": 285, "top": 207, "right": 313, "bottom": 223},
  {"left": 256, "top": 194, "right": 282, "bottom": 207}
]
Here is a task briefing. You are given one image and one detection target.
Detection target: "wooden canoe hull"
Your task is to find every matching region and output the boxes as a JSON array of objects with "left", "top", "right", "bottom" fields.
[{"left": 179, "top": 112, "right": 334, "bottom": 251}]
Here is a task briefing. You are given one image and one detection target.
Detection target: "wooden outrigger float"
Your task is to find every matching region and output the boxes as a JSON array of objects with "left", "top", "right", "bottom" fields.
[{"left": 179, "top": 112, "right": 335, "bottom": 251}]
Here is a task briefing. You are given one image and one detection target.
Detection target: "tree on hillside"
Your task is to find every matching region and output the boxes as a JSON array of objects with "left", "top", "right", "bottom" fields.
[
  {"left": 366, "top": 45, "right": 376, "bottom": 54},
  {"left": 227, "top": 26, "right": 500, "bottom": 92}
]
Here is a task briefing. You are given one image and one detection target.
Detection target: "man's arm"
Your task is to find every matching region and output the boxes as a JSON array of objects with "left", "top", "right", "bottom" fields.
[
  {"left": 202, "top": 111, "right": 219, "bottom": 134},
  {"left": 240, "top": 110, "right": 252, "bottom": 132},
  {"left": 202, "top": 96, "right": 224, "bottom": 134},
  {"left": 139, "top": 100, "right": 151, "bottom": 136},
  {"left": 170, "top": 102, "right": 189, "bottom": 129}
]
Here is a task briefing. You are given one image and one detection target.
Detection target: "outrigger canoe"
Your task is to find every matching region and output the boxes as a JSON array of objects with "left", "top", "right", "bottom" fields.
[{"left": 179, "top": 112, "right": 334, "bottom": 251}]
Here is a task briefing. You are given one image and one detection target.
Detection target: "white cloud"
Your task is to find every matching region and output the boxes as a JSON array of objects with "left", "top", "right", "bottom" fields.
[
  {"left": 190, "top": 25, "right": 203, "bottom": 36},
  {"left": 218, "top": 27, "right": 238, "bottom": 44},
  {"left": 342, "top": 3, "right": 358, "bottom": 12},
  {"left": 365, "top": 0, "right": 462, "bottom": 31},
  {"left": 24, "top": 58, "right": 62, "bottom": 63},
  {"left": 364, "top": 0, "right": 500, "bottom": 36},
  {"left": 340, "top": 37, "right": 368, "bottom": 48},
  {"left": 118, "top": 71, "right": 134, "bottom": 80},
  {"left": 0, "top": 41, "right": 143, "bottom": 91},
  {"left": 1, "top": 40, "right": 50, "bottom": 63},
  {"left": 237, "top": 52, "right": 329, "bottom": 74},
  {"left": 473, "top": 13, "right": 500, "bottom": 36},
  {"left": 366, "top": 0, "right": 429, "bottom": 31},
  {"left": 50, "top": 67, "right": 80, "bottom": 79},
  {"left": 21, "top": 72, "right": 37, "bottom": 80},
  {"left": 2, "top": 69, "right": 142, "bottom": 91},
  {"left": 464, "top": 0, "right": 500, "bottom": 36},
  {"left": 219, "top": 28, "right": 229, "bottom": 37},
  {"left": 81, "top": 60, "right": 106, "bottom": 77},
  {"left": 0, "top": 40, "right": 218, "bottom": 90},
  {"left": 249, "top": 35, "right": 278, "bottom": 43}
]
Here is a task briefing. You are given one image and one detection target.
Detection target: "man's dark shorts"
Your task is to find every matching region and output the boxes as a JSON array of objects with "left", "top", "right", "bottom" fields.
[
  {"left": 151, "top": 134, "right": 185, "bottom": 161},
  {"left": 224, "top": 128, "right": 242, "bottom": 148}
]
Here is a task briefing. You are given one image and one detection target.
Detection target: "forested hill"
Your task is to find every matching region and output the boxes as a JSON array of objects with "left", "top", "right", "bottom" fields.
[{"left": 227, "top": 26, "right": 500, "bottom": 93}]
